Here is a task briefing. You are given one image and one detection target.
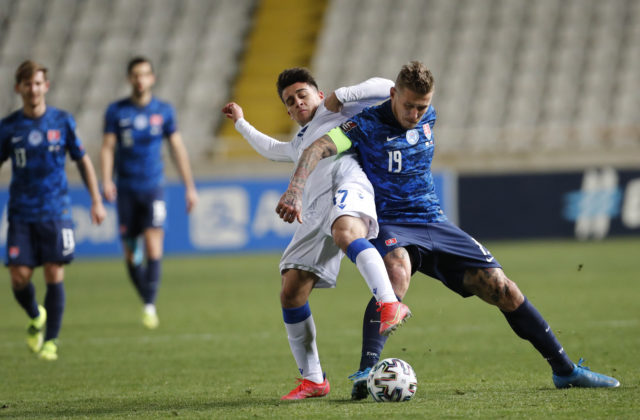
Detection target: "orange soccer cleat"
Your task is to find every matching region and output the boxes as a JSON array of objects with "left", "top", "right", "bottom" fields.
[
  {"left": 280, "top": 377, "right": 330, "bottom": 400},
  {"left": 377, "top": 301, "right": 412, "bottom": 336}
]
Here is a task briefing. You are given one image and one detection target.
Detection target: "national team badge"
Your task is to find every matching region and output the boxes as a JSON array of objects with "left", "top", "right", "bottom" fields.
[
  {"left": 28, "top": 130, "right": 43, "bottom": 146},
  {"left": 340, "top": 120, "right": 357, "bottom": 133},
  {"left": 133, "top": 114, "right": 148, "bottom": 130},
  {"left": 406, "top": 129, "right": 419, "bottom": 145},
  {"left": 423, "top": 123, "right": 432, "bottom": 140},
  {"left": 47, "top": 130, "right": 61, "bottom": 143},
  {"left": 9, "top": 246, "right": 19, "bottom": 258},
  {"left": 385, "top": 238, "right": 398, "bottom": 246},
  {"left": 150, "top": 114, "right": 163, "bottom": 126}
]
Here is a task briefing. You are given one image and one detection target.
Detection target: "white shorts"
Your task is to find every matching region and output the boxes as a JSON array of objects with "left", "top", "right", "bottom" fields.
[{"left": 279, "top": 159, "right": 378, "bottom": 288}]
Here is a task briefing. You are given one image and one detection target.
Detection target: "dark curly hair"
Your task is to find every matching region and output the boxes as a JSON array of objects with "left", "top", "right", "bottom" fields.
[{"left": 276, "top": 67, "right": 319, "bottom": 103}]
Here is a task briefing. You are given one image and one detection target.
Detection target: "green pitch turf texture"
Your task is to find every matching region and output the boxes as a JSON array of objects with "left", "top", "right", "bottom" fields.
[{"left": 1, "top": 238, "right": 638, "bottom": 419}]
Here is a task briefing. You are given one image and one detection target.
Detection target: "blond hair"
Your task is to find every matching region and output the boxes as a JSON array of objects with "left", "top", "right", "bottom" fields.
[{"left": 395, "top": 61, "right": 434, "bottom": 95}]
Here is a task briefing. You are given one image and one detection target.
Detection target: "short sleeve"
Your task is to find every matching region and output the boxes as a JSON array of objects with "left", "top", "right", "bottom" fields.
[
  {"left": 66, "top": 114, "right": 86, "bottom": 161},
  {"left": 163, "top": 104, "right": 177, "bottom": 136},
  {"left": 104, "top": 103, "right": 119, "bottom": 134},
  {"left": 0, "top": 120, "right": 9, "bottom": 163}
]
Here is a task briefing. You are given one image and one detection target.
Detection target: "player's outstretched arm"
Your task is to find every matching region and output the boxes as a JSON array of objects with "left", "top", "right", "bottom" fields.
[
  {"left": 77, "top": 154, "right": 106, "bottom": 225},
  {"left": 275, "top": 135, "right": 338, "bottom": 223},
  {"left": 100, "top": 133, "right": 117, "bottom": 202},
  {"left": 168, "top": 132, "right": 198, "bottom": 213},
  {"left": 221, "top": 102, "right": 294, "bottom": 162},
  {"left": 325, "top": 78, "right": 393, "bottom": 113}
]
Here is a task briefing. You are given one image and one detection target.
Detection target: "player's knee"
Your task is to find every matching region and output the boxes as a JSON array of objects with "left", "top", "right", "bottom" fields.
[
  {"left": 331, "top": 216, "right": 367, "bottom": 252},
  {"left": 465, "top": 268, "right": 523, "bottom": 310},
  {"left": 9, "top": 266, "right": 31, "bottom": 289},
  {"left": 10, "top": 276, "right": 30, "bottom": 290},
  {"left": 280, "top": 270, "right": 313, "bottom": 307}
]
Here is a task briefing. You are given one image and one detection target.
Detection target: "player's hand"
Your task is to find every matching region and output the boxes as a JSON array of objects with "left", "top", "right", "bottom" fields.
[
  {"left": 324, "top": 92, "right": 343, "bottom": 113},
  {"left": 185, "top": 187, "right": 198, "bottom": 214},
  {"left": 276, "top": 188, "right": 303, "bottom": 224},
  {"left": 222, "top": 102, "right": 244, "bottom": 123},
  {"left": 91, "top": 201, "right": 107, "bottom": 225},
  {"left": 103, "top": 180, "right": 117, "bottom": 202}
]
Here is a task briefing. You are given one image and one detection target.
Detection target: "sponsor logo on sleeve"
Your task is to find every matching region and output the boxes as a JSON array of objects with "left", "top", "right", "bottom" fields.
[
  {"left": 340, "top": 120, "right": 357, "bottom": 133},
  {"left": 385, "top": 238, "right": 398, "bottom": 246}
]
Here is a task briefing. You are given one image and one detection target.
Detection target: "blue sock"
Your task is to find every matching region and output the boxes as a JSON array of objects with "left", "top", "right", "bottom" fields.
[
  {"left": 142, "top": 259, "right": 161, "bottom": 305},
  {"left": 13, "top": 282, "right": 39, "bottom": 319},
  {"left": 346, "top": 238, "right": 374, "bottom": 263},
  {"left": 126, "top": 261, "right": 146, "bottom": 301},
  {"left": 359, "top": 296, "right": 389, "bottom": 371},
  {"left": 282, "top": 302, "right": 312, "bottom": 324},
  {"left": 44, "top": 282, "right": 65, "bottom": 341},
  {"left": 502, "top": 297, "right": 574, "bottom": 375}
]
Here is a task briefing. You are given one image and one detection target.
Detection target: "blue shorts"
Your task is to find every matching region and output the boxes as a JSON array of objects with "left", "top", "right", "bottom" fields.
[
  {"left": 371, "top": 221, "right": 502, "bottom": 297},
  {"left": 117, "top": 187, "right": 166, "bottom": 239},
  {"left": 5, "top": 219, "right": 75, "bottom": 267}
]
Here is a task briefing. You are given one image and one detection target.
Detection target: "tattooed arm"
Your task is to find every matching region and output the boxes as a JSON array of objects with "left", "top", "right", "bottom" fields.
[{"left": 275, "top": 135, "right": 338, "bottom": 223}]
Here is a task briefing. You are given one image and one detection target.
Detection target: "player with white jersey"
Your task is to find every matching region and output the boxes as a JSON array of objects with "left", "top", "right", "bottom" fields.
[{"left": 222, "top": 68, "right": 410, "bottom": 400}]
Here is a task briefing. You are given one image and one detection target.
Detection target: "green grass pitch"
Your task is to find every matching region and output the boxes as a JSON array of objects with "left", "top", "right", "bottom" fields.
[{"left": 1, "top": 238, "right": 638, "bottom": 419}]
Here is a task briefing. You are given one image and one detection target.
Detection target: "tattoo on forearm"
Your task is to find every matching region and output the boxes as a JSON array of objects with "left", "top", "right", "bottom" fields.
[{"left": 290, "top": 135, "right": 338, "bottom": 192}]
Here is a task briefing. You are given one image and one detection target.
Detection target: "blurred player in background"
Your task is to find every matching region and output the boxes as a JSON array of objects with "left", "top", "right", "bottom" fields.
[
  {"left": 222, "top": 68, "right": 410, "bottom": 400},
  {"left": 0, "top": 60, "right": 106, "bottom": 361},
  {"left": 101, "top": 56, "right": 198, "bottom": 329},
  {"left": 278, "top": 61, "right": 620, "bottom": 397}
]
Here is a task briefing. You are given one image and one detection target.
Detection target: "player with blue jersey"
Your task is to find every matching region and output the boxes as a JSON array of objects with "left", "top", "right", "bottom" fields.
[
  {"left": 222, "top": 68, "right": 410, "bottom": 400},
  {"left": 0, "top": 60, "right": 106, "bottom": 361},
  {"left": 101, "top": 57, "right": 198, "bottom": 329},
  {"left": 277, "top": 61, "right": 620, "bottom": 395}
]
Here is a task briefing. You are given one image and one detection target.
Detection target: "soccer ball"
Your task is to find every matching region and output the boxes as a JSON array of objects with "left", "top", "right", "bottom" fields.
[{"left": 367, "top": 358, "right": 417, "bottom": 402}]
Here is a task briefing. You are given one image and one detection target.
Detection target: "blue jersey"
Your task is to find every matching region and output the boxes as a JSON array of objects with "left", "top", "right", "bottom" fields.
[
  {"left": 104, "top": 97, "right": 177, "bottom": 192},
  {"left": 338, "top": 100, "right": 446, "bottom": 224},
  {"left": 0, "top": 107, "right": 85, "bottom": 222}
]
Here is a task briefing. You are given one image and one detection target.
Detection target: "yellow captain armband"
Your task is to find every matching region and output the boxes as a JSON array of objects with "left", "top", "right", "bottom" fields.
[{"left": 327, "top": 127, "right": 353, "bottom": 154}]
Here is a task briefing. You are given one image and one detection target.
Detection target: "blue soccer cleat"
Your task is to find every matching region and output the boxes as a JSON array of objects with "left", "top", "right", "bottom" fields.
[
  {"left": 552, "top": 358, "right": 620, "bottom": 388},
  {"left": 348, "top": 367, "right": 371, "bottom": 400},
  {"left": 126, "top": 237, "right": 144, "bottom": 266}
]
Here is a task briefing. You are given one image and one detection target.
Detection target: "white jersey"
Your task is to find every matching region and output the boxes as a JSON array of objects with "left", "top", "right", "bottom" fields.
[{"left": 234, "top": 77, "right": 393, "bottom": 286}]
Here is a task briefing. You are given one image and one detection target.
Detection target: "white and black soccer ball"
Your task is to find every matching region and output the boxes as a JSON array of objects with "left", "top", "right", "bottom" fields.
[{"left": 367, "top": 358, "right": 417, "bottom": 402}]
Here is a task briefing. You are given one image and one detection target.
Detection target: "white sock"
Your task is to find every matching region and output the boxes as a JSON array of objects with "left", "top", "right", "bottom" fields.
[
  {"left": 355, "top": 248, "right": 398, "bottom": 303},
  {"left": 284, "top": 314, "right": 324, "bottom": 383},
  {"left": 144, "top": 304, "right": 156, "bottom": 315}
]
